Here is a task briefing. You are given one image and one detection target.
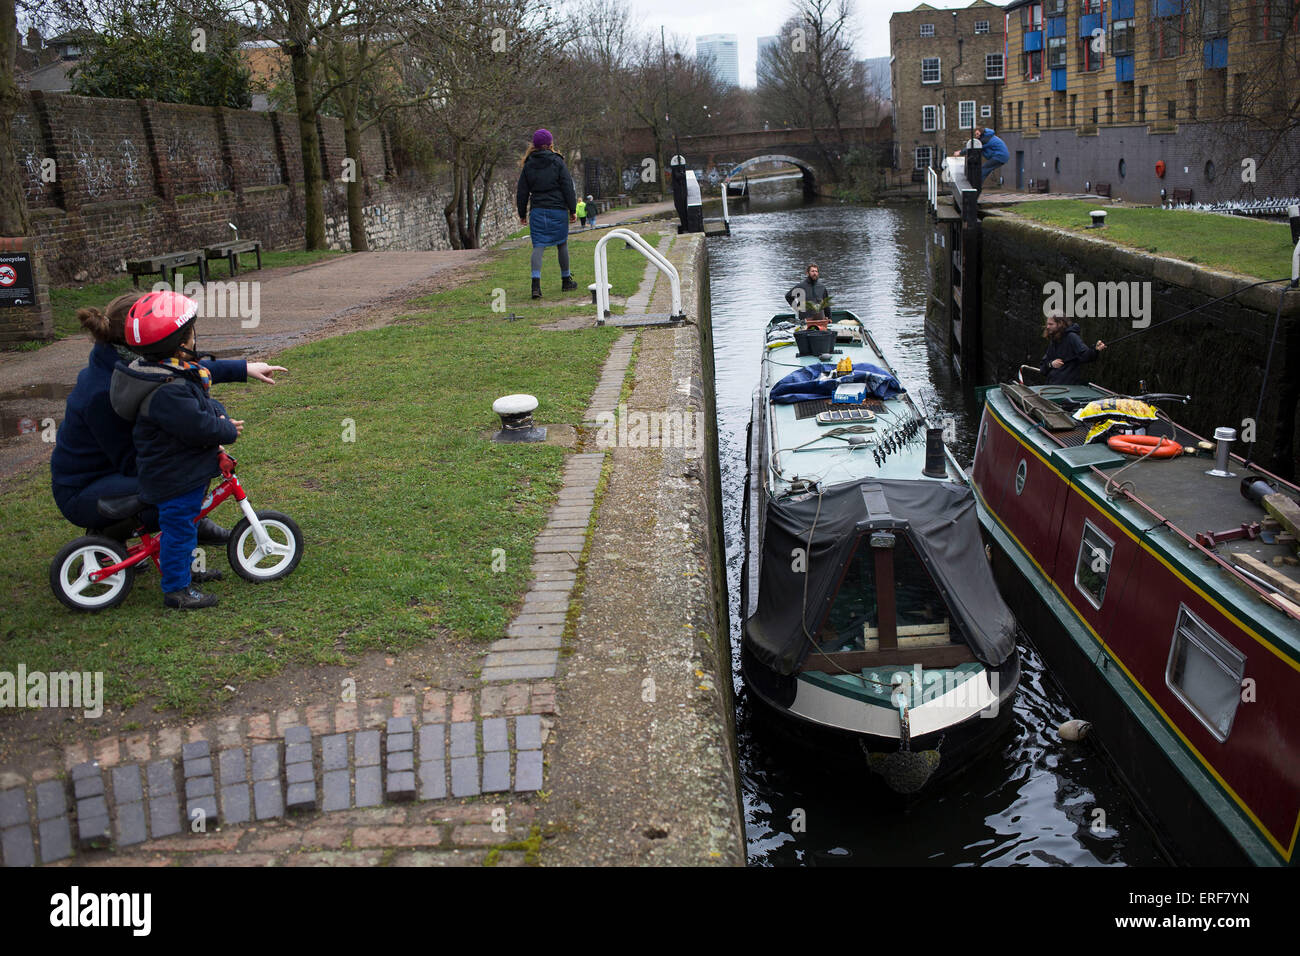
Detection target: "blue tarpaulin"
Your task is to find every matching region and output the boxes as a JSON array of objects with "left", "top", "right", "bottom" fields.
[{"left": 770, "top": 362, "right": 905, "bottom": 405}]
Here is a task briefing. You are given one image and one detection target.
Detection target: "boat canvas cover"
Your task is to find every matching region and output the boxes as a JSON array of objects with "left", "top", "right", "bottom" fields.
[{"left": 744, "top": 479, "right": 1016, "bottom": 675}]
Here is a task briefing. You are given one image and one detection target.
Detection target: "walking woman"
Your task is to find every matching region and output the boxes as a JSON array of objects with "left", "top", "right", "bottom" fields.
[{"left": 516, "top": 129, "right": 578, "bottom": 299}]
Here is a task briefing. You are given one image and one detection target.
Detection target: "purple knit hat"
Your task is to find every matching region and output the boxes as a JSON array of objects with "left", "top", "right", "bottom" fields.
[{"left": 532, "top": 129, "right": 553, "bottom": 148}]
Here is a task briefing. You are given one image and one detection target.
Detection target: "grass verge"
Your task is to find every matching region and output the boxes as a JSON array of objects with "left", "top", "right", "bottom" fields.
[
  {"left": 0, "top": 236, "right": 654, "bottom": 715},
  {"left": 1006, "top": 200, "right": 1294, "bottom": 279}
]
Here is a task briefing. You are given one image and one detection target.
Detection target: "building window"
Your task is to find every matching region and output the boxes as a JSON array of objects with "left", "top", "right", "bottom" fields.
[
  {"left": 914, "top": 146, "right": 933, "bottom": 170},
  {"left": 1017, "top": 101, "right": 1024, "bottom": 126},
  {"left": 1079, "top": 33, "right": 1103, "bottom": 71},
  {"left": 1202, "top": 0, "right": 1230, "bottom": 36},
  {"left": 1166, "top": 605, "right": 1245, "bottom": 742},
  {"left": 1021, "top": 2, "right": 1043, "bottom": 30},
  {"left": 1074, "top": 522, "right": 1113, "bottom": 608},
  {"left": 1048, "top": 35, "right": 1067, "bottom": 70},
  {"left": 986, "top": 52, "right": 1005, "bottom": 80},
  {"left": 1080, "top": 0, "right": 1101, "bottom": 12},
  {"left": 981, "top": 104, "right": 993, "bottom": 117},
  {"left": 922, "top": 105, "right": 938, "bottom": 131},
  {"left": 1139, "top": 85, "right": 1148, "bottom": 121},
  {"left": 1111, "top": 17, "right": 1135, "bottom": 56},
  {"left": 920, "top": 22, "right": 935, "bottom": 37},
  {"left": 1252, "top": 0, "right": 1296, "bottom": 41},
  {"left": 1105, "top": 88, "right": 1114, "bottom": 122},
  {"left": 921, "top": 57, "right": 941, "bottom": 83},
  {"left": 1021, "top": 50, "right": 1043, "bottom": 80},
  {"left": 975, "top": 19, "right": 990, "bottom": 33},
  {"left": 959, "top": 100, "right": 976, "bottom": 128},
  {"left": 1044, "top": 0, "right": 1066, "bottom": 15},
  {"left": 1156, "top": 8, "right": 1185, "bottom": 58},
  {"left": 1186, "top": 79, "right": 1197, "bottom": 118}
]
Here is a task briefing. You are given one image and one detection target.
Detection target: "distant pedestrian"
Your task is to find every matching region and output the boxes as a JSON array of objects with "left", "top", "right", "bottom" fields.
[
  {"left": 586, "top": 195, "right": 597, "bottom": 228},
  {"left": 516, "top": 128, "right": 578, "bottom": 299},
  {"left": 576, "top": 196, "right": 588, "bottom": 229},
  {"left": 1041, "top": 312, "right": 1106, "bottom": 385}
]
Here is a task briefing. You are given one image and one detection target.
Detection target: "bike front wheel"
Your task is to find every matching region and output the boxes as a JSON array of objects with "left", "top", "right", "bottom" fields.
[
  {"left": 227, "top": 510, "right": 304, "bottom": 582},
  {"left": 50, "top": 536, "right": 135, "bottom": 612}
]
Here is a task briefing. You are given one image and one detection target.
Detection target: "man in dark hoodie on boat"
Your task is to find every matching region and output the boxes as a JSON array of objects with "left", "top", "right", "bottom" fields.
[
  {"left": 1041, "top": 312, "right": 1106, "bottom": 385},
  {"left": 786, "top": 263, "right": 831, "bottom": 319}
]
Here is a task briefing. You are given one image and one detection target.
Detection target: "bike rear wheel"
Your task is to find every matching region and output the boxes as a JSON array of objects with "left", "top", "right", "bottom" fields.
[{"left": 50, "top": 536, "right": 135, "bottom": 612}]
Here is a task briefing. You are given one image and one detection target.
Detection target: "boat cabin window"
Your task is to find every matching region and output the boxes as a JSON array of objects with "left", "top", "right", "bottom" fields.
[
  {"left": 1074, "top": 521, "right": 1113, "bottom": 609},
  {"left": 1165, "top": 605, "right": 1245, "bottom": 742},
  {"left": 820, "top": 533, "right": 952, "bottom": 651}
]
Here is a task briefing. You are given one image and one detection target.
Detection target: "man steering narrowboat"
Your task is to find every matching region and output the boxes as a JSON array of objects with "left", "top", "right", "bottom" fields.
[{"left": 786, "top": 264, "right": 831, "bottom": 319}]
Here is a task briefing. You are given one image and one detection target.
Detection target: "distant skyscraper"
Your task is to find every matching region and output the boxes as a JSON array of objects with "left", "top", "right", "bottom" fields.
[
  {"left": 757, "top": 35, "right": 779, "bottom": 81},
  {"left": 697, "top": 33, "right": 740, "bottom": 87}
]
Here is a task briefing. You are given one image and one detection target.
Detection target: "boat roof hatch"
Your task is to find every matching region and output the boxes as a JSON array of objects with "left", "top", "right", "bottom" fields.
[{"left": 858, "top": 483, "right": 900, "bottom": 530}]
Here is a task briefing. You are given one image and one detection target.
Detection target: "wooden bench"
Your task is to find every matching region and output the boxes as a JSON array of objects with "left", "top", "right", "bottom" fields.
[
  {"left": 126, "top": 249, "right": 208, "bottom": 287},
  {"left": 1171, "top": 187, "right": 1194, "bottom": 203},
  {"left": 1033, "top": 179, "right": 1050, "bottom": 193},
  {"left": 1094, "top": 182, "right": 1112, "bottom": 197},
  {"left": 204, "top": 239, "right": 263, "bottom": 276}
]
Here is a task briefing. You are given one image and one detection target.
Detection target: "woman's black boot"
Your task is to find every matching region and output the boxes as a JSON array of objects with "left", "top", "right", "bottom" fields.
[{"left": 531, "top": 278, "right": 542, "bottom": 299}]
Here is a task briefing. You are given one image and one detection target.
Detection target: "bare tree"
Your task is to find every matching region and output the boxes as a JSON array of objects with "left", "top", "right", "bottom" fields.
[
  {"left": 757, "top": 0, "right": 866, "bottom": 177},
  {"left": 0, "top": 0, "right": 30, "bottom": 234}
]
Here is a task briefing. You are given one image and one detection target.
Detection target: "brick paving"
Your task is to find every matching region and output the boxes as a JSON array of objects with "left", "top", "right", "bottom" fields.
[{"left": 0, "top": 685, "right": 555, "bottom": 866}]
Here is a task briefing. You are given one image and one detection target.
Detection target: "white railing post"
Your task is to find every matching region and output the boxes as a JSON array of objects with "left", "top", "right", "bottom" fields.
[
  {"left": 721, "top": 179, "right": 730, "bottom": 227},
  {"left": 593, "top": 228, "right": 684, "bottom": 323}
]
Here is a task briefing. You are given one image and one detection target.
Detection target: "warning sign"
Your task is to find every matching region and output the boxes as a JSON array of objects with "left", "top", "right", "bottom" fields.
[{"left": 0, "top": 253, "right": 36, "bottom": 307}]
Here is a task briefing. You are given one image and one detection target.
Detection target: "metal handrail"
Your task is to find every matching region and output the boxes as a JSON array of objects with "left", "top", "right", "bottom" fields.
[
  {"left": 926, "top": 166, "right": 938, "bottom": 212},
  {"left": 593, "top": 228, "right": 684, "bottom": 322}
]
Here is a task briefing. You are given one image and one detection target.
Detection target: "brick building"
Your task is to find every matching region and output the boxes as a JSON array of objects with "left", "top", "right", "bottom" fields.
[
  {"left": 889, "top": 1, "right": 1008, "bottom": 186},
  {"left": 998, "top": 0, "right": 1300, "bottom": 201}
]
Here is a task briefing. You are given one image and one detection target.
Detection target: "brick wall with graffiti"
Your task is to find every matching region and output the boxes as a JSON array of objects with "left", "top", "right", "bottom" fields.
[{"left": 15, "top": 92, "right": 514, "bottom": 282}]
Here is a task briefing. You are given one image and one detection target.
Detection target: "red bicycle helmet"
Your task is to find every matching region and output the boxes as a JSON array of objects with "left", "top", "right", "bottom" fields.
[{"left": 126, "top": 290, "right": 199, "bottom": 358}]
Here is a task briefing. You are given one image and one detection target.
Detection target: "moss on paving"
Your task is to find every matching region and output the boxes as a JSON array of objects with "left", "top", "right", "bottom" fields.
[
  {"left": 1006, "top": 199, "right": 1294, "bottom": 279},
  {"left": 0, "top": 239, "right": 652, "bottom": 715}
]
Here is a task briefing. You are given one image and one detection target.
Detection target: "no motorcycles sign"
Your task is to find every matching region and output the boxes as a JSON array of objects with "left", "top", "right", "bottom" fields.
[{"left": 0, "top": 253, "right": 36, "bottom": 307}]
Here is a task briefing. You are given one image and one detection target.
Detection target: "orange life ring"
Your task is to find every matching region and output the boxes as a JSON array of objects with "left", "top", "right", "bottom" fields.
[
  {"left": 1155, "top": 160, "right": 1166, "bottom": 178},
  {"left": 1107, "top": 434, "right": 1182, "bottom": 458}
]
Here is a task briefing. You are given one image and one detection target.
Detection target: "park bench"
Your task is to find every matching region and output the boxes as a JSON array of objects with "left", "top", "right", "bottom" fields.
[
  {"left": 126, "top": 249, "right": 208, "bottom": 288},
  {"left": 1171, "top": 188, "right": 1193, "bottom": 203},
  {"left": 1094, "top": 182, "right": 1112, "bottom": 197},
  {"left": 1033, "top": 179, "right": 1050, "bottom": 193},
  {"left": 204, "top": 239, "right": 263, "bottom": 276}
]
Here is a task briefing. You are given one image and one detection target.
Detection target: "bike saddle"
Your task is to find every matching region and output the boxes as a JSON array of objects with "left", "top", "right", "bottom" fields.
[{"left": 97, "top": 494, "right": 144, "bottom": 521}]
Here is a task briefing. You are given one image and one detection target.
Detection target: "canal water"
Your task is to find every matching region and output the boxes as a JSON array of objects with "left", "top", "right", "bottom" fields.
[{"left": 709, "top": 180, "right": 1168, "bottom": 866}]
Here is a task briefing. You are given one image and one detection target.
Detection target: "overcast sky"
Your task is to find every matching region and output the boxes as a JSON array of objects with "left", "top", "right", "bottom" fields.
[{"left": 620, "top": 0, "right": 986, "bottom": 85}]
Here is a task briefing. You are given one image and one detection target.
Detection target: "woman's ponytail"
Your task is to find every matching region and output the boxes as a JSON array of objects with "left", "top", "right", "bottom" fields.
[{"left": 79, "top": 292, "right": 145, "bottom": 346}]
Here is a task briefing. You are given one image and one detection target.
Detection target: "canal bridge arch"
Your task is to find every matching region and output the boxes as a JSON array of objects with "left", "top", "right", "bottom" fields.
[{"left": 721, "top": 154, "right": 818, "bottom": 193}]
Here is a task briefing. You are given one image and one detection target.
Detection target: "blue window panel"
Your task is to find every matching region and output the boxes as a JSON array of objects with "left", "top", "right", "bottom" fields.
[
  {"left": 1204, "top": 37, "right": 1227, "bottom": 69},
  {"left": 1112, "top": 0, "right": 1135, "bottom": 16},
  {"left": 1051, "top": 68, "right": 1068, "bottom": 91},
  {"left": 1047, "top": 16, "right": 1068, "bottom": 37},
  {"left": 1115, "top": 54, "right": 1134, "bottom": 81},
  {"left": 1154, "top": 0, "right": 1183, "bottom": 17},
  {"left": 1080, "top": 13, "right": 1102, "bottom": 34},
  {"left": 1024, "top": 30, "right": 1043, "bottom": 51}
]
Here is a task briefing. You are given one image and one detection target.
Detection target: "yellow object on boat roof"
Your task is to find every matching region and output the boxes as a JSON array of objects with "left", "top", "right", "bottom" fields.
[{"left": 1074, "top": 397, "right": 1158, "bottom": 423}]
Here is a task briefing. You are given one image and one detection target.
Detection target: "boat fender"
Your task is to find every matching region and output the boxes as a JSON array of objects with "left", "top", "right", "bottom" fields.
[{"left": 1058, "top": 719, "right": 1092, "bottom": 741}]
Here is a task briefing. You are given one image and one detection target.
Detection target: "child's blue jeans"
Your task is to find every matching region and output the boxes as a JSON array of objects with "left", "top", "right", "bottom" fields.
[{"left": 157, "top": 484, "right": 207, "bottom": 593}]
